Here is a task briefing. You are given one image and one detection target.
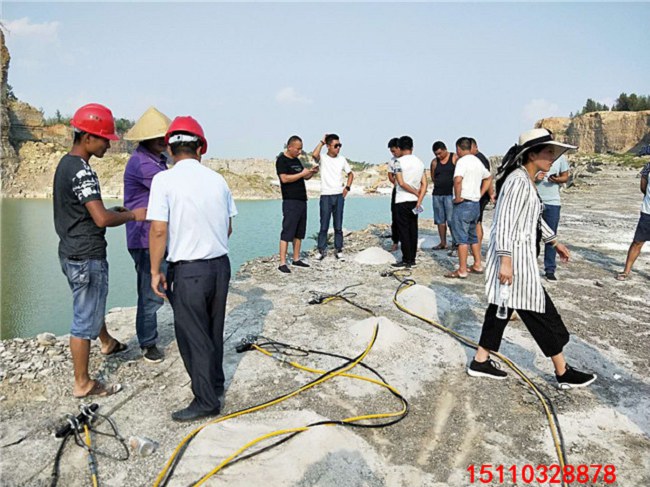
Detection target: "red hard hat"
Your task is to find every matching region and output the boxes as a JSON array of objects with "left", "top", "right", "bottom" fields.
[
  {"left": 165, "top": 116, "right": 208, "bottom": 155},
  {"left": 70, "top": 103, "right": 119, "bottom": 141}
]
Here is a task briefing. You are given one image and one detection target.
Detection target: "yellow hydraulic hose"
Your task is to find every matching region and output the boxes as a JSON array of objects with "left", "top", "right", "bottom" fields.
[
  {"left": 155, "top": 323, "right": 406, "bottom": 487},
  {"left": 392, "top": 280, "right": 567, "bottom": 486},
  {"left": 83, "top": 424, "right": 98, "bottom": 487},
  {"left": 189, "top": 338, "right": 407, "bottom": 486}
]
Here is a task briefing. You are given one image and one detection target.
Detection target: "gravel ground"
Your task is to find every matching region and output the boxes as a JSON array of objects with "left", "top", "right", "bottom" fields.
[{"left": 0, "top": 162, "right": 648, "bottom": 486}]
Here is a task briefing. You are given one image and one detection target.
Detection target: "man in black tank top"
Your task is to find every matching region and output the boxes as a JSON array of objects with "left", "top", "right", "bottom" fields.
[{"left": 430, "top": 141, "right": 457, "bottom": 250}]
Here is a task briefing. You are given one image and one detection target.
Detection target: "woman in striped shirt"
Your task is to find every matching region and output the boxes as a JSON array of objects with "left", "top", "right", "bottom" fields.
[{"left": 467, "top": 128, "right": 596, "bottom": 389}]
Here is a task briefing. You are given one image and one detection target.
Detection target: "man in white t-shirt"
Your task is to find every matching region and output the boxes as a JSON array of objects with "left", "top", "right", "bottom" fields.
[
  {"left": 148, "top": 116, "right": 237, "bottom": 422},
  {"left": 312, "top": 133, "right": 354, "bottom": 260},
  {"left": 391, "top": 135, "right": 427, "bottom": 268},
  {"left": 445, "top": 137, "right": 492, "bottom": 279},
  {"left": 617, "top": 162, "right": 650, "bottom": 280}
]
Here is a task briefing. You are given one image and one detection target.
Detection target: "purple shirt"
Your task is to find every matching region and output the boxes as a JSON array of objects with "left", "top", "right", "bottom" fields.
[{"left": 124, "top": 144, "right": 168, "bottom": 249}]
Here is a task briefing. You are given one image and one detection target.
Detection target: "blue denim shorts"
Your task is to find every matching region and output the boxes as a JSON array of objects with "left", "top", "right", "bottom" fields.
[
  {"left": 432, "top": 195, "right": 454, "bottom": 225},
  {"left": 451, "top": 200, "right": 480, "bottom": 245},
  {"left": 60, "top": 258, "right": 109, "bottom": 340}
]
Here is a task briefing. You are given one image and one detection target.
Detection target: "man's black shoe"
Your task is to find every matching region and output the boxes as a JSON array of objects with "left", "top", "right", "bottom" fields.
[
  {"left": 391, "top": 261, "right": 407, "bottom": 268},
  {"left": 171, "top": 406, "right": 221, "bottom": 422},
  {"left": 467, "top": 358, "right": 507, "bottom": 380},
  {"left": 292, "top": 260, "right": 310, "bottom": 268},
  {"left": 278, "top": 264, "right": 291, "bottom": 273},
  {"left": 545, "top": 273, "right": 558, "bottom": 282},
  {"left": 142, "top": 345, "right": 164, "bottom": 363}
]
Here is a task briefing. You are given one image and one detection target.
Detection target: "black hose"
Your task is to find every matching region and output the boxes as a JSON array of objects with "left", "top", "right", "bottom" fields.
[
  {"left": 161, "top": 338, "right": 377, "bottom": 487},
  {"left": 183, "top": 338, "right": 409, "bottom": 486},
  {"left": 50, "top": 432, "right": 72, "bottom": 487}
]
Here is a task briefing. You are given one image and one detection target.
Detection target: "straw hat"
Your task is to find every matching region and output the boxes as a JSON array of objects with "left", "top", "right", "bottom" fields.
[
  {"left": 515, "top": 128, "right": 577, "bottom": 162},
  {"left": 123, "top": 107, "right": 172, "bottom": 141}
]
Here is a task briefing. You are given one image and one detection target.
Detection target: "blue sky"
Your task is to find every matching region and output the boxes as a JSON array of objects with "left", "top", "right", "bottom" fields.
[{"left": 2, "top": 2, "right": 649, "bottom": 162}]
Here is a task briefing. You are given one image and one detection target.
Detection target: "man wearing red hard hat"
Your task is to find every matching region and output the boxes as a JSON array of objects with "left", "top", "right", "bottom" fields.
[
  {"left": 53, "top": 103, "right": 147, "bottom": 398},
  {"left": 148, "top": 116, "right": 237, "bottom": 422}
]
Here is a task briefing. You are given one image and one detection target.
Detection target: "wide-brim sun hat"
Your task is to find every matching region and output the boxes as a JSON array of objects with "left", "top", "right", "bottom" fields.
[
  {"left": 124, "top": 106, "right": 172, "bottom": 141},
  {"left": 515, "top": 128, "right": 577, "bottom": 162}
]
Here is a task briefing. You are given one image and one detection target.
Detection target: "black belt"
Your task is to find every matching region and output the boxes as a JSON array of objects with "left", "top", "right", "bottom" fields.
[{"left": 170, "top": 255, "right": 227, "bottom": 267}]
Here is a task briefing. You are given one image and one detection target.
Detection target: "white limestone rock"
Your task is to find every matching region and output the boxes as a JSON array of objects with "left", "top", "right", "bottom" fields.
[{"left": 353, "top": 247, "right": 397, "bottom": 265}]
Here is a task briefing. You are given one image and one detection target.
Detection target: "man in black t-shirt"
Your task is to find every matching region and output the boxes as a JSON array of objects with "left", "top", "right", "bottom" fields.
[
  {"left": 276, "top": 135, "right": 318, "bottom": 273},
  {"left": 53, "top": 103, "right": 147, "bottom": 398},
  {"left": 470, "top": 138, "right": 496, "bottom": 248}
]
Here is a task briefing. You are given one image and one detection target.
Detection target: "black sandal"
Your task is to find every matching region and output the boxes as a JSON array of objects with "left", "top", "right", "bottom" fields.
[{"left": 102, "top": 340, "right": 128, "bottom": 356}]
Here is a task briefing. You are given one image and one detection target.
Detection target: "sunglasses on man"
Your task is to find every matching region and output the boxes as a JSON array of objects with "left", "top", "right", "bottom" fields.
[{"left": 333, "top": 143, "right": 342, "bottom": 149}]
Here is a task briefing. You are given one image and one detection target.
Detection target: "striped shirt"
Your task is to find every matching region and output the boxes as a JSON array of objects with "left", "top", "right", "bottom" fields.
[{"left": 485, "top": 168, "right": 556, "bottom": 313}]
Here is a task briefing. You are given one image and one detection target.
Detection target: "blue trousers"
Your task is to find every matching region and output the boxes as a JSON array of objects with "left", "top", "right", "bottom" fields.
[
  {"left": 318, "top": 194, "right": 345, "bottom": 253},
  {"left": 542, "top": 205, "right": 561, "bottom": 274},
  {"left": 129, "top": 249, "right": 166, "bottom": 348}
]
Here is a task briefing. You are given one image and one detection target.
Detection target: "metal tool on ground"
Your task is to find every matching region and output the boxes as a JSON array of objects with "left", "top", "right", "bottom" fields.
[{"left": 50, "top": 403, "right": 129, "bottom": 487}]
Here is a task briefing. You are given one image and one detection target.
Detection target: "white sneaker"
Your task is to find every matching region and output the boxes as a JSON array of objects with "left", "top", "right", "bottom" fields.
[
  {"left": 315, "top": 252, "right": 326, "bottom": 261},
  {"left": 335, "top": 252, "right": 345, "bottom": 261}
]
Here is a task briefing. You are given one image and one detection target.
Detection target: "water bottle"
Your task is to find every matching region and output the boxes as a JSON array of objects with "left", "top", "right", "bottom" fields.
[{"left": 496, "top": 284, "right": 510, "bottom": 320}]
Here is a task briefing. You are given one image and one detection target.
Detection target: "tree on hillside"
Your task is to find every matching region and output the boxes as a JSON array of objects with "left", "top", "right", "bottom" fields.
[
  {"left": 347, "top": 159, "right": 370, "bottom": 171},
  {"left": 44, "top": 109, "right": 71, "bottom": 126},
  {"left": 5, "top": 83, "right": 17, "bottom": 101},
  {"left": 578, "top": 98, "right": 609, "bottom": 115},
  {"left": 614, "top": 93, "right": 650, "bottom": 111},
  {"left": 114, "top": 118, "right": 135, "bottom": 134}
]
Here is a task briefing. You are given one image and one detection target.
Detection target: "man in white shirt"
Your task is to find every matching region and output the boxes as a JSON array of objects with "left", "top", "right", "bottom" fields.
[
  {"left": 312, "top": 133, "right": 354, "bottom": 260},
  {"left": 445, "top": 137, "right": 492, "bottom": 278},
  {"left": 148, "top": 116, "right": 237, "bottom": 422},
  {"left": 391, "top": 135, "right": 427, "bottom": 268}
]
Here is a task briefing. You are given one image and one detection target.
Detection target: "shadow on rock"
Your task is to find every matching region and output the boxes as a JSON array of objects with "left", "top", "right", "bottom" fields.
[
  {"left": 295, "top": 449, "right": 385, "bottom": 487},
  {"left": 222, "top": 285, "right": 273, "bottom": 392}
]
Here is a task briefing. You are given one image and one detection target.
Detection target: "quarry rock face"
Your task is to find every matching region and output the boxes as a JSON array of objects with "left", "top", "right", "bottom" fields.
[
  {"left": 537, "top": 110, "right": 650, "bottom": 154},
  {"left": 0, "top": 30, "right": 19, "bottom": 193},
  {"left": 7, "top": 99, "right": 44, "bottom": 143}
]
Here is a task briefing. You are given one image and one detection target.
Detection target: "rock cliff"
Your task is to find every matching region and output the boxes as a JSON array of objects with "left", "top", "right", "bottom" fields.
[
  {"left": 536, "top": 110, "right": 650, "bottom": 154},
  {"left": 0, "top": 29, "right": 19, "bottom": 193}
]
